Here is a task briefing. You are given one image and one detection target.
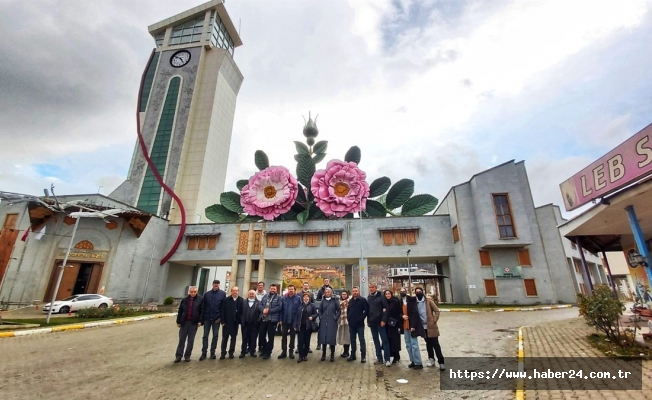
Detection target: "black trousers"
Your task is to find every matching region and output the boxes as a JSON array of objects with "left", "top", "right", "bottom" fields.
[
  {"left": 241, "top": 322, "right": 257, "bottom": 354},
  {"left": 297, "top": 328, "right": 312, "bottom": 358},
  {"left": 221, "top": 325, "right": 238, "bottom": 355},
  {"left": 424, "top": 336, "right": 445, "bottom": 364},
  {"left": 260, "top": 320, "right": 277, "bottom": 355},
  {"left": 281, "top": 322, "right": 296, "bottom": 352},
  {"left": 257, "top": 320, "right": 267, "bottom": 350},
  {"left": 175, "top": 321, "right": 198, "bottom": 360}
]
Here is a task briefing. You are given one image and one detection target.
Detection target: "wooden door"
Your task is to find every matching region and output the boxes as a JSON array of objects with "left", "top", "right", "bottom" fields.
[
  {"left": 87, "top": 264, "right": 104, "bottom": 294},
  {"left": 0, "top": 214, "right": 19, "bottom": 285},
  {"left": 45, "top": 262, "right": 80, "bottom": 301}
]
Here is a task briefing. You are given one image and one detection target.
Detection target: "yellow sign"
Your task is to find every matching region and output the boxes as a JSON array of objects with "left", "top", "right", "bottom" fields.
[{"left": 57, "top": 249, "right": 107, "bottom": 261}]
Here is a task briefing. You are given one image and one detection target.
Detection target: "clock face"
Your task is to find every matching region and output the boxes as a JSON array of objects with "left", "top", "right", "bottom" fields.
[{"left": 170, "top": 50, "right": 191, "bottom": 68}]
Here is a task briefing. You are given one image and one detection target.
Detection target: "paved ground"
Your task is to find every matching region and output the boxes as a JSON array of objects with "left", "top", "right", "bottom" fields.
[
  {"left": 0, "top": 308, "right": 578, "bottom": 400},
  {"left": 523, "top": 318, "right": 652, "bottom": 399}
]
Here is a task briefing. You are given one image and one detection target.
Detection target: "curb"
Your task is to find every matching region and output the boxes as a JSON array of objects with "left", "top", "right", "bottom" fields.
[
  {"left": 439, "top": 305, "right": 573, "bottom": 313},
  {"left": 515, "top": 326, "right": 525, "bottom": 400},
  {"left": 0, "top": 312, "right": 177, "bottom": 338}
]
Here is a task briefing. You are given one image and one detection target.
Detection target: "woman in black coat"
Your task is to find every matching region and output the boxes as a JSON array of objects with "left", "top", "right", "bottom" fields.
[
  {"left": 384, "top": 289, "right": 402, "bottom": 364},
  {"left": 294, "top": 292, "right": 319, "bottom": 362}
]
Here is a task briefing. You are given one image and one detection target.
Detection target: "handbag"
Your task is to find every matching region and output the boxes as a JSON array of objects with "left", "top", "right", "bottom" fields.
[{"left": 388, "top": 317, "right": 399, "bottom": 327}]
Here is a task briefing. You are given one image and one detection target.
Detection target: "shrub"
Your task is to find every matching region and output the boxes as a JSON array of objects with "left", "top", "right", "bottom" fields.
[
  {"left": 75, "top": 307, "right": 138, "bottom": 319},
  {"left": 163, "top": 296, "right": 174, "bottom": 305},
  {"left": 577, "top": 284, "right": 633, "bottom": 347}
]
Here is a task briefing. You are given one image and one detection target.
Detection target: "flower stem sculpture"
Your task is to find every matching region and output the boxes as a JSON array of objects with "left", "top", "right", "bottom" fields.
[{"left": 205, "top": 113, "right": 438, "bottom": 224}]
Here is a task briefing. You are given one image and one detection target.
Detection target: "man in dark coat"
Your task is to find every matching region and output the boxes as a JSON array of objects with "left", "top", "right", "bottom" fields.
[
  {"left": 367, "top": 283, "right": 390, "bottom": 365},
  {"left": 316, "top": 278, "right": 333, "bottom": 301},
  {"left": 279, "top": 285, "right": 302, "bottom": 359},
  {"left": 318, "top": 287, "right": 341, "bottom": 362},
  {"left": 301, "top": 282, "right": 315, "bottom": 303},
  {"left": 200, "top": 280, "right": 226, "bottom": 360},
  {"left": 220, "top": 286, "right": 243, "bottom": 359},
  {"left": 258, "top": 284, "right": 283, "bottom": 359},
  {"left": 346, "top": 286, "right": 369, "bottom": 363},
  {"left": 175, "top": 286, "right": 203, "bottom": 363},
  {"left": 240, "top": 289, "right": 260, "bottom": 358}
]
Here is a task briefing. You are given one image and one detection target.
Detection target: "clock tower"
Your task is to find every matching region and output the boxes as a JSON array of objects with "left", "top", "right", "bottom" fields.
[{"left": 111, "top": 0, "right": 243, "bottom": 224}]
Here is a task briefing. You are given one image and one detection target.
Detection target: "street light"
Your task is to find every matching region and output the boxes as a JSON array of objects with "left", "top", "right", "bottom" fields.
[
  {"left": 46, "top": 216, "right": 81, "bottom": 324},
  {"left": 406, "top": 249, "right": 412, "bottom": 294}
]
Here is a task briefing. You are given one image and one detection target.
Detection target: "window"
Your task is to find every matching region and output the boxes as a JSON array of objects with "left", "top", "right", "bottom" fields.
[
  {"left": 406, "top": 230, "right": 417, "bottom": 245},
  {"left": 452, "top": 225, "right": 460, "bottom": 243},
  {"left": 484, "top": 279, "right": 497, "bottom": 296},
  {"left": 286, "top": 234, "right": 300, "bottom": 248},
  {"left": 524, "top": 279, "right": 538, "bottom": 296},
  {"left": 154, "top": 32, "right": 165, "bottom": 47},
  {"left": 208, "top": 10, "right": 235, "bottom": 54},
  {"left": 382, "top": 231, "right": 393, "bottom": 246},
  {"left": 306, "top": 233, "right": 319, "bottom": 247},
  {"left": 187, "top": 235, "right": 219, "bottom": 250},
  {"left": 570, "top": 240, "right": 577, "bottom": 250},
  {"left": 394, "top": 231, "right": 404, "bottom": 245},
  {"left": 579, "top": 283, "right": 587, "bottom": 295},
  {"left": 137, "top": 77, "right": 181, "bottom": 214},
  {"left": 479, "top": 250, "right": 492, "bottom": 267},
  {"left": 170, "top": 17, "right": 204, "bottom": 45},
  {"left": 252, "top": 260, "right": 260, "bottom": 271},
  {"left": 573, "top": 258, "right": 583, "bottom": 274},
  {"left": 326, "top": 232, "right": 341, "bottom": 247},
  {"left": 266, "top": 235, "right": 280, "bottom": 248},
  {"left": 492, "top": 194, "right": 516, "bottom": 238},
  {"left": 517, "top": 249, "right": 531, "bottom": 266}
]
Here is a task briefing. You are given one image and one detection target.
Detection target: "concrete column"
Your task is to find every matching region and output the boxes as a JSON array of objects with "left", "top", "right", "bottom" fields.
[
  {"left": 230, "top": 224, "right": 240, "bottom": 291},
  {"left": 359, "top": 258, "right": 368, "bottom": 297},
  {"left": 258, "top": 222, "right": 267, "bottom": 283},
  {"left": 243, "top": 223, "right": 254, "bottom": 290},
  {"left": 575, "top": 237, "right": 593, "bottom": 295},
  {"left": 345, "top": 264, "right": 353, "bottom": 290}
]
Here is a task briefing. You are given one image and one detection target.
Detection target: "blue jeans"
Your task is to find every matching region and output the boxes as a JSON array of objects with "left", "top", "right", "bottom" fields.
[
  {"left": 403, "top": 330, "right": 422, "bottom": 366},
  {"left": 348, "top": 325, "right": 366, "bottom": 356},
  {"left": 370, "top": 324, "right": 390, "bottom": 362},
  {"left": 202, "top": 320, "right": 220, "bottom": 354}
]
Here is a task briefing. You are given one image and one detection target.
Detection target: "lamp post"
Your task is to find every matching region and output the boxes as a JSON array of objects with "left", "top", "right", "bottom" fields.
[{"left": 406, "top": 249, "right": 412, "bottom": 294}]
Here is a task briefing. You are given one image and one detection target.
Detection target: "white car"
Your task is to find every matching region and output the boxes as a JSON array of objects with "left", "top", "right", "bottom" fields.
[{"left": 42, "top": 294, "right": 114, "bottom": 314}]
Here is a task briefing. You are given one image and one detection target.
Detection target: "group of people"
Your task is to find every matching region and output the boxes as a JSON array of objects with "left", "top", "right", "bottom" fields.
[{"left": 174, "top": 279, "right": 445, "bottom": 371}]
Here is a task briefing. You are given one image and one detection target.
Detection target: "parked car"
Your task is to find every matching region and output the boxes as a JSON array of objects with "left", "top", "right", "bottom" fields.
[{"left": 42, "top": 294, "right": 114, "bottom": 314}]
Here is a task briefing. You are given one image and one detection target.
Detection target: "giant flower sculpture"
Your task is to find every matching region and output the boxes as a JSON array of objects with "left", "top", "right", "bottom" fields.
[
  {"left": 311, "top": 160, "right": 370, "bottom": 218},
  {"left": 240, "top": 166, "right": 298, "bottom": 221}
]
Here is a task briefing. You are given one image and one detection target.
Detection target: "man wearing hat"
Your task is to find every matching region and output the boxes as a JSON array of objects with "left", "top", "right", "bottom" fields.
[{"left": 200, "top": 280, "right": 226, "bottom": 360}]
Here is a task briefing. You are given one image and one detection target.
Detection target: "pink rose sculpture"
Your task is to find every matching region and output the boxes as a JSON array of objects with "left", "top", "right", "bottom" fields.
[
  {"left": 311, "top": 160, "right": 370, "bottom": 218},
  {"left": 240, "top": 166, "right": 298, "bottom": 221}
]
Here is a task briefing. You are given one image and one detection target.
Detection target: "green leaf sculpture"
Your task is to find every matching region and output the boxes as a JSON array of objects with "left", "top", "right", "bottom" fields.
[
  {"left": 240, "top": 215, "right": 262, "bottom": 222},
  {"left": 205, "top": 204, "right": 239, "bottom": 223},
  {"left": 364, "top": 199, "right": 387, "bottom": 217},
  {"left": 220, "top": 191, "right": 243, "bottom": 214},
  {"left": 297, "top": 208, "right": 310, "bottom": 225},
  {"left": 312, "top": 153, "right": 327, "bottom": 164},
  {"left": 255, "top": 150, "right": 269, "bottom": 171},
  {"left": 236, "top": 179, "right": 249, "bottom": 191},
  {"left": 313, "top": 140, "right": 328, "bottom": 154},
  {"left": 344, "top": 146, "right": 361, "bottom": 164},
  {"left": 296, "top": 154, "right": 316, "bottom": 188},
  {"left": 369, "top": 176, "right": 391, "bottom": 198},
  {"left": 386, "top": 179, "right": 415, "bottom": 209},
  {"left": 400, "top": 194, "right": 439, "bottom": 216},
  {"left": 294, "top": 141, "right": 310, "bottom": 155}
]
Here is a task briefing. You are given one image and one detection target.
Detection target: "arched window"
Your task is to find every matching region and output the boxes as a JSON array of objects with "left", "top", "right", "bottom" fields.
[{"left": 74, "top": 240, "right": 94, "bottom": 250}]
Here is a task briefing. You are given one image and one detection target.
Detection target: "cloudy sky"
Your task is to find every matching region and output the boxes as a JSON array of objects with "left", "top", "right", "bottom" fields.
[{"left": 1, "top": 0, "right": 651, "bottom": 218}]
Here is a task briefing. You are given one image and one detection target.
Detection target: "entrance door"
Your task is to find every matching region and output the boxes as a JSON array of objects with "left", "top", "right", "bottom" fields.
[
  {"left": 0, "top": 214, "right": 19, "bottom": 285},
  {"left": 198, "top": 268, "right": 209, "bottom": 294},
  {"left": 73, "top": 263, "right": 94, "bottom": 295},
  {"left": 44, "top": 262, "right": 80, "bottom": 301}
]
